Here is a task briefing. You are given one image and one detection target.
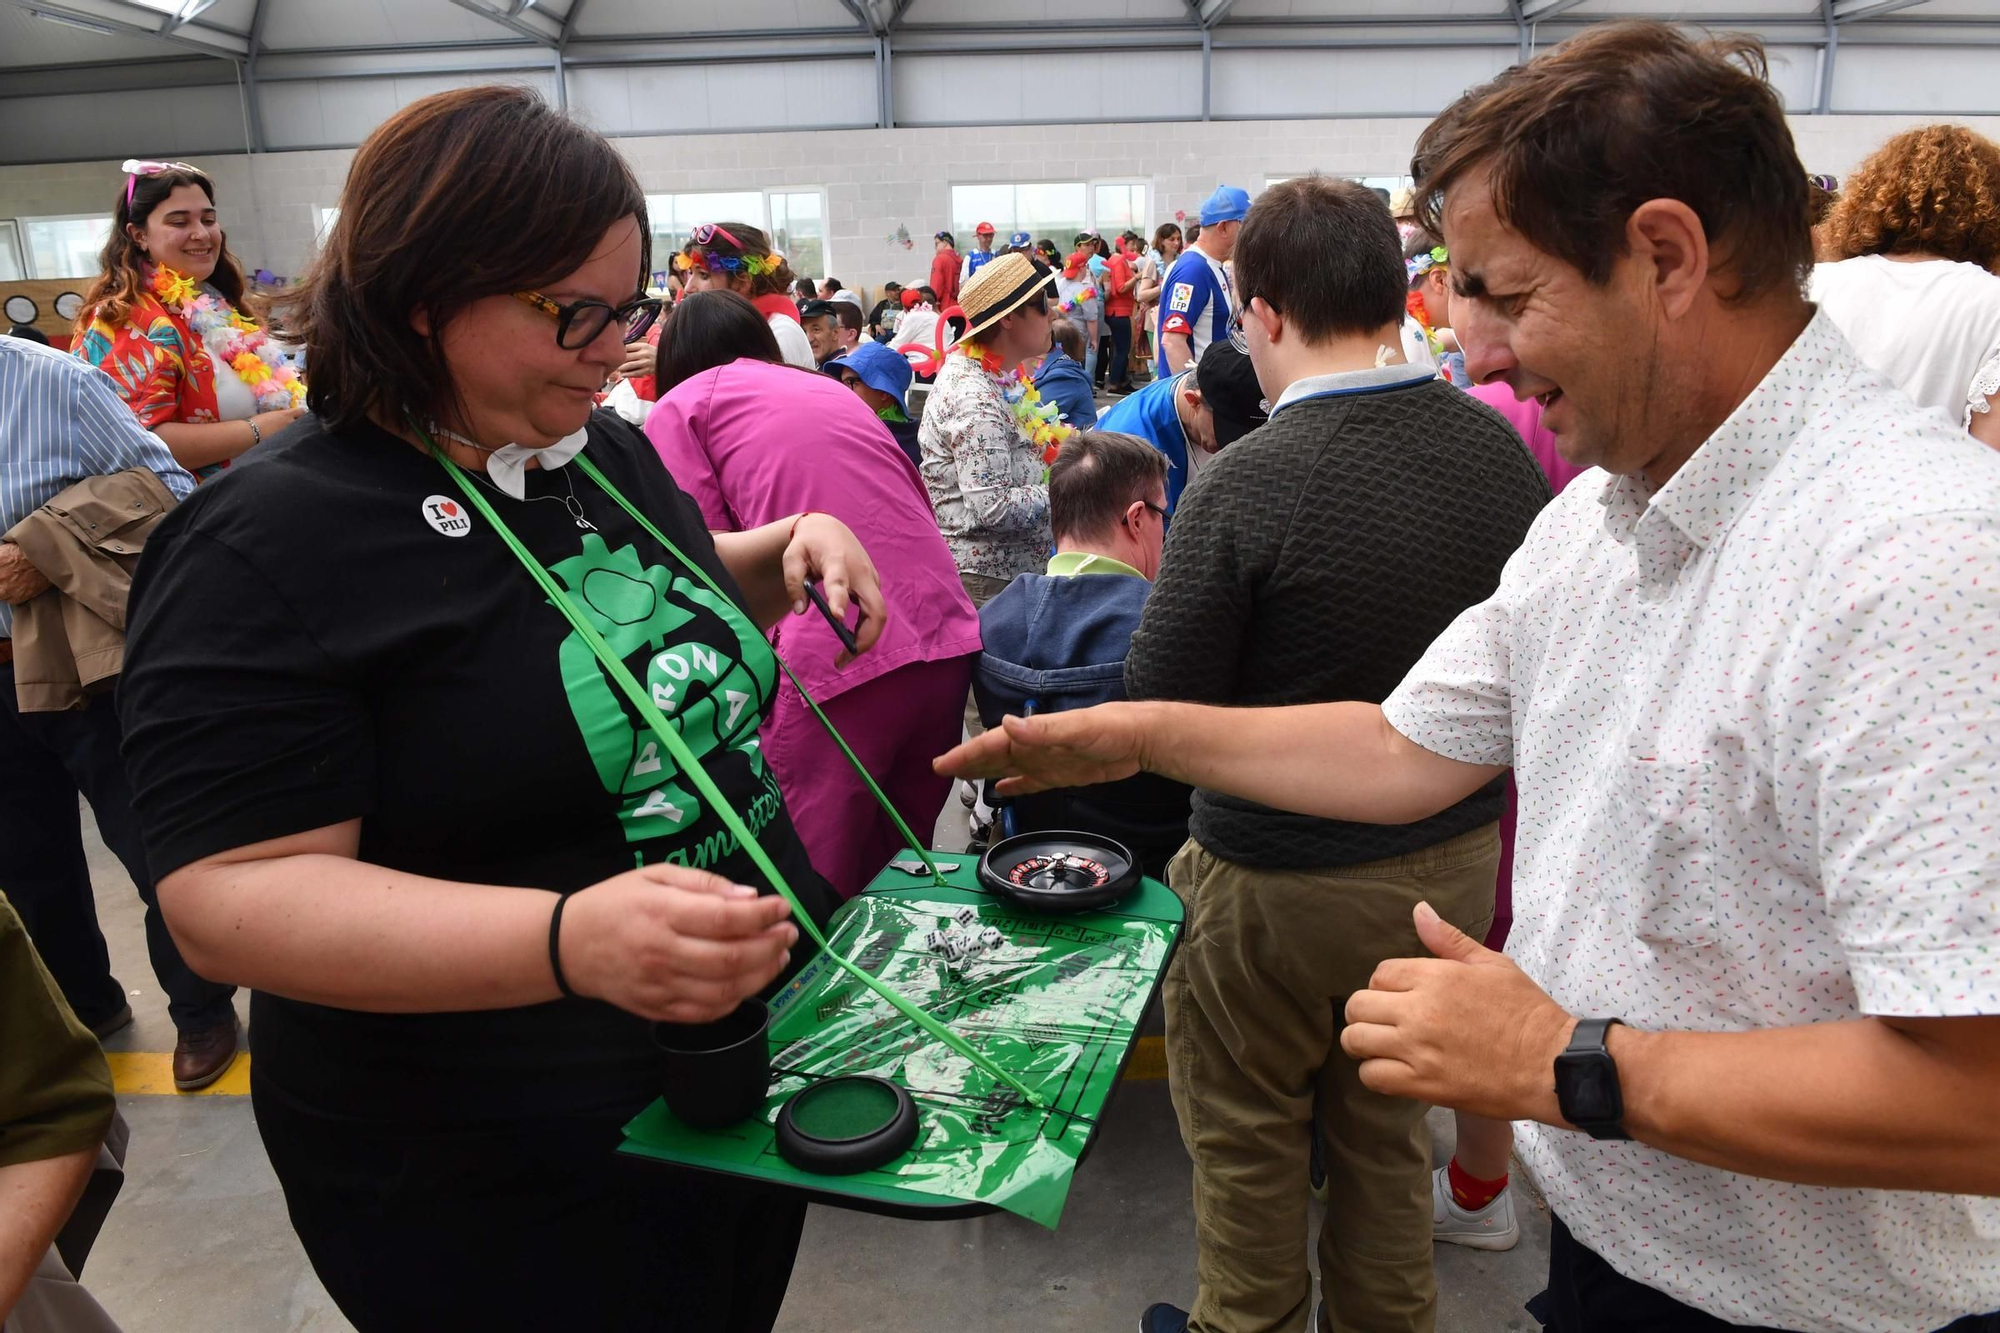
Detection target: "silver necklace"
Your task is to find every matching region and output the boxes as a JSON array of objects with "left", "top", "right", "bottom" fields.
[{"left": 435, "top": 425, "right": 595, "bottom": 531}]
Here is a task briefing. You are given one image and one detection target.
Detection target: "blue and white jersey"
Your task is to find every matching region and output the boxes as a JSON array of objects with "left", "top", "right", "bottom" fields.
[
  {"left": 961, "top": 248, "right": 998, "bottom": 284},
  {"left": 1155, "top": 248, "right": 1232, "bottom": 375}
]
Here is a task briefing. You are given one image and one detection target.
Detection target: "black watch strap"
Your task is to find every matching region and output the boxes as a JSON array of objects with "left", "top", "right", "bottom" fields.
[
  {"left": 1572, "top": 1016, "right": 1623, "bottom": 1049},
  {"left": 1558, "top": 1017, "right": 1631, "bottom": 1141}
]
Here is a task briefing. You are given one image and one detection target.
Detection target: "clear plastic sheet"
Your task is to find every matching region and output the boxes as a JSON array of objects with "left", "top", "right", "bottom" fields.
[{"left": 620, "top": 871, "right": 1180, "bottom": 1228}]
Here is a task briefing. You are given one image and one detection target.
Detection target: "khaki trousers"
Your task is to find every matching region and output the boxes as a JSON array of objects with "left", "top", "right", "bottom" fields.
[{"left": 1164, "top": 824, "right": 1500, "bottom": 1333}]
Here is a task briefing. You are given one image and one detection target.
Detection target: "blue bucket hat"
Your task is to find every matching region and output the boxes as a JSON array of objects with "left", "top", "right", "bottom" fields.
[
  {"left": 1008, "top": 230, "right": 1031, "bottom": 248},
  {"left": 1199, "top": 184, "right": 1252, "bottom": 226},
  {"left": 824, "top": 340, "right": 912, "bottom": 411}
]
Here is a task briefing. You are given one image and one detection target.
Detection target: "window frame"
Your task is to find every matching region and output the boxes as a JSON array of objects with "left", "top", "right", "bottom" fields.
[
  {"left": 18, "top": 212, "right": 113, "bottom": 280},
  {"left": 642, "top": 187, "right": 833, "bottom": 282},
  {"left": 1087, "top": 178, "right": 1151, "bottom": 242},
  {"left": 946, "top": 179, "right": 1161, "bottom": 252},
  {"left": 0, "top": 220, "right": 23, "bottom": 283}
]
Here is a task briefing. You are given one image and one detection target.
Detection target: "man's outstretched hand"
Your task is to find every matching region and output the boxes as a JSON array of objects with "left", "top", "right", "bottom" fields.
[{"left": 933, "top": 704, "right": 1149, "bottom": 796}]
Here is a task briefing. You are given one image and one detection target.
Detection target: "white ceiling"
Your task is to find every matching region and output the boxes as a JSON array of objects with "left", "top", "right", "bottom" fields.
[{"left": 0, "top": 0, "right": 1987, "bottom": 73}]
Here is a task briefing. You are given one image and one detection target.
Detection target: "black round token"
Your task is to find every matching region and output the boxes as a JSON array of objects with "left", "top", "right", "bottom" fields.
[
  {"left": 977, "top": 830, "right": 1142, "bottom": 914},
  {"left": 774, "top": 1076, "right": 919, "bottom": 1176}
]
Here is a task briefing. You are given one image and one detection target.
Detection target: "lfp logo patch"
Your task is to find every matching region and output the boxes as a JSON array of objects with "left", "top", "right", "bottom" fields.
[{"left": 422, "top": 495, "right": 472, "bottom": 537}]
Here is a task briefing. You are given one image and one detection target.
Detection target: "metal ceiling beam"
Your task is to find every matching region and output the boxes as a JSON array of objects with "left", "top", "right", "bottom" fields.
[
  {"left": 241, "top": 0, "right": 266, "bottom": 151},
  {"left": 1816, "top": 0, "right": 1837, "bottom": 111},
  {"left": 1198, "top": 0, "right": 1238, "bottom": 27},
  {"left": 444, "top": 0, "right": 562, "bottom": 48},
  {"left": 1504, "top": 0, "right": 1530, "bottom": 60},
  {"left": 552, "top": 0, "right": 584, "bottom": 107},
  {"left": 4, "top": 0, "right": 248, "bottom": 57},
  {"left": 1518, "top": 0, "right": 1590, "bottom": 19},
  {"left": 1833, "top": 0, "right": 1930, "bottom": 18},
  {"left": 158, "top": 0, "right": 218, "bottom": 36},
  {"left": 899, "top": 18, "right": 1195, "bottom": 33}
]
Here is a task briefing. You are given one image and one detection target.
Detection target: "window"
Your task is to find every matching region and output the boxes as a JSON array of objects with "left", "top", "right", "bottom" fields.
[
  {"left": 1264, "top": 174, "right": 1413, "bottom": 210},
  {"left": 644, "top": 189, "right": 830, "bottom": 284},
  {"left": 1092, "top": 182, "right": 1148, "bottom": 240},
  {"left": 21, "top": 214, "right": 111, "bottom": 280},
  {"left": 0, "top": 222, "right": 23, "bottom": 282},
  {"left": 950, "top": 182, "right": 1085, "bottom": 249},
  {"left": 948, "top": 181, "right": 1151, "bottom": 250},
  {"left": 766, "top": 191, "right": 826, "bottom": 285}
]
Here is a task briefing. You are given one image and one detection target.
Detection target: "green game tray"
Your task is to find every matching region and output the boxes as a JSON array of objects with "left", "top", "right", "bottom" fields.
[{"left": 618, "top": 852, "right": 1183, "bottom": 1229}]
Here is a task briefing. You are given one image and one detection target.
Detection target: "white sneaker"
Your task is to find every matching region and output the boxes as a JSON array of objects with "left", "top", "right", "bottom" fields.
[{"left": 1431, "top": 1165, "right": 1520, "bottom": 1251}]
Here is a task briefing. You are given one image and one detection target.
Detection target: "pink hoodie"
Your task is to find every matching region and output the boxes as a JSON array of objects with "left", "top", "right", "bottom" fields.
[
  {"left": 644, "top": 357, "right": 982, "bottom": 703},
  {"left": 1467, "top": 381, "right": 1589, "bottom": 495}
]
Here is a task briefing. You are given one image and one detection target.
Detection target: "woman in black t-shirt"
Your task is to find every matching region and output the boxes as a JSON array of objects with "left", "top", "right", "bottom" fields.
[{"left": 116, "top": 88, "right": 885, "bottom": 1332}]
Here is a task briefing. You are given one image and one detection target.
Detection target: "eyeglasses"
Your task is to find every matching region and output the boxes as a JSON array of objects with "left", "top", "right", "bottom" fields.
[{"left": 514, "top": 290, "right": 663, "bottom": 350}]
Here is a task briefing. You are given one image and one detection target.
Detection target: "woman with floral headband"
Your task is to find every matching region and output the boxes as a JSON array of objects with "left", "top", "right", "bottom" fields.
[
  {"left": 673, "top": 220, "right": 816, "bottom": 369},
  {"left": 1402, "top": 226, "right": 1466, "bottom": 386},
  {"left": 72, "top": 161, "right": 305, "bottom": 478}
]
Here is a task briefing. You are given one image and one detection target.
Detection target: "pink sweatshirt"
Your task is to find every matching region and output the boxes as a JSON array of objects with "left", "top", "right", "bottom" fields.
[
  {"left": 645, "top": 358, "right": 982, "bottom": 703},
  {"left": 1467, "top": 381, "right": 1589, "bottom": 495}
]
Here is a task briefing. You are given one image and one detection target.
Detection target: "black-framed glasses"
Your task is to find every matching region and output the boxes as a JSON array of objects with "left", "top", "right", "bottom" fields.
[
  {"left": 514, "top": 290, "right": 663, "bottom": 350},
  {"left": 1139, "top": 500, "right": 1168, "bottom": 523}
]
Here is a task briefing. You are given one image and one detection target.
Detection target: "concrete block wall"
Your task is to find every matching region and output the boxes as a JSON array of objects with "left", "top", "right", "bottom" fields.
[{"left": 5, "top": 113, "right": 1997, "bottom": 300}]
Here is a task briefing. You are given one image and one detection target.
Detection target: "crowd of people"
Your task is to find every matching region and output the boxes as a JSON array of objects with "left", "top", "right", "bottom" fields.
[{"left": 3, "top": 16, "right": 2000, "bottom": 1333}]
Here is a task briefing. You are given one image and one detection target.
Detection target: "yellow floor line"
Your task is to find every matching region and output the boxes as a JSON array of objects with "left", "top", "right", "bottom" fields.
[
  {"left": 107, "top": 1050, "right": 251, "bottom": 1096},
  {"left": 108, "top": 1037, "right": 1167, "bottom": 1097},
  {"left": 1124, "top": 1035, "right": 1167, "bottom": 1080}
]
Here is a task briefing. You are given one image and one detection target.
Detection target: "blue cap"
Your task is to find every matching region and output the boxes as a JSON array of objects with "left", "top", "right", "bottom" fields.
[
  {"left": 1199, "top": 184, "right": 1251, "bottom": 226},
  {"left": 824, "top": 340, "right": 912, "bottom": 410},
  {"left": 1008, "top": 230, "right": 1031, "bottom": 248}
]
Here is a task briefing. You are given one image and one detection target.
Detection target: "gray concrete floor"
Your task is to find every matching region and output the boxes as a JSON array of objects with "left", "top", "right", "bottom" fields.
[{"left": 73, "top": 794, "right": 1550, "bottom": 1332}]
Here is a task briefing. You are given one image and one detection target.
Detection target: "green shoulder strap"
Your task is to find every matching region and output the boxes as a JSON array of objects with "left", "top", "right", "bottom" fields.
[
  {"left": 571, "top": 454, "right": 943, "bottom": 886},
  {"left": 420, "top": 427, "right": 1042, "bottom": 1109}
]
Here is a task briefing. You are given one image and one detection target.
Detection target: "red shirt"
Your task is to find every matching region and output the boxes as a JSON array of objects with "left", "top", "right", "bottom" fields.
[
  {"left": 1104, "top": 253, "right": 1136, "bottom": 317},
  {"left": 931, "top": 248, "right": 960, "bottom": 309}
]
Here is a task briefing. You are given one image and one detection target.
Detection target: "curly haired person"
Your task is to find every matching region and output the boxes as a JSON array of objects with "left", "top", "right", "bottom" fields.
[{"left": 1812, "top": 124, "right": 2000, "bottom": 448}]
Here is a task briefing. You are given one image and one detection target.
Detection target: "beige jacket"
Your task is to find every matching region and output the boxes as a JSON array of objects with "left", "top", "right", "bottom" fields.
[{"left": 4, "top": 468, "right": 177, "bottom": 713}]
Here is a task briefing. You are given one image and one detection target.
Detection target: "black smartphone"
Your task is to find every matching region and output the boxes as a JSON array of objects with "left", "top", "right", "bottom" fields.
[{"left": 804, "top": 581, "right": 860, "bottom": 656}]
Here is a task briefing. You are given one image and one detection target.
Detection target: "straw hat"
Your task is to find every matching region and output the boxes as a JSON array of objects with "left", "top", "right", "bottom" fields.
[{"left": 956, "top": 252, "right": 1055, "bottom": 344}]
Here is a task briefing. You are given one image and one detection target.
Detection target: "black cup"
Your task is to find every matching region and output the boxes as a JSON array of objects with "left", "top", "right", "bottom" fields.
[{"left": 653, "top": 998, "right": 772, "bottom": 1130}]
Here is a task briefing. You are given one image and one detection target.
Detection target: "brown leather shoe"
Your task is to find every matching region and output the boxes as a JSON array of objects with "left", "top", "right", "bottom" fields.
[{"left": 172, "top": 1019, "right": 240, "bottom": 1091}]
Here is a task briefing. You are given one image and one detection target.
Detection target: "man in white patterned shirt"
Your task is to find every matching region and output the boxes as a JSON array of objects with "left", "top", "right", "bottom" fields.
[{"left": 941, "top": 23, "right": 2000, "bottom": 1333}]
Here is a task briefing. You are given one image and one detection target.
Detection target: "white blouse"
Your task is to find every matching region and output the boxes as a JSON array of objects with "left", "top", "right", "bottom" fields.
[{"left": 1810, "top": 254, "right": 2000, "bottom": 428}]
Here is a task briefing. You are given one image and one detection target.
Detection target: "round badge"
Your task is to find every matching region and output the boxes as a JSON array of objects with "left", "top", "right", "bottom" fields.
[
  {"left": 4, "top": 295, "right": 37, "bottom": 324},
  {"left": 54, "top": 291, "right": 82, "bottom": 321},
  {"left": 421, "top": 494, "right": 473, "bottom": 537}
]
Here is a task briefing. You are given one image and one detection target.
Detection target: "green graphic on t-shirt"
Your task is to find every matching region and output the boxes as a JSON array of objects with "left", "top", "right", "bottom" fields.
[{"left": 547, "top": 533, "right": 778, "bottom": 853}]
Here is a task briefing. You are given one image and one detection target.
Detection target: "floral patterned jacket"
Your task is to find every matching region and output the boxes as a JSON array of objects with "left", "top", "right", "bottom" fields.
[{"left": 915, "top": 351, "right": 1051, "bottom": 581}]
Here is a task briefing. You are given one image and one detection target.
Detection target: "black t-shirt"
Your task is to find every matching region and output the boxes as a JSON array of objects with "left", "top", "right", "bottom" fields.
[{"left": 119, "top": 410, "right": 834, "bottom": 1126}]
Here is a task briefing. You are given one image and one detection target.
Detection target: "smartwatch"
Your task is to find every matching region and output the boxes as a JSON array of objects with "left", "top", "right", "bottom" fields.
[{"left": 1553, "top": 1017, "right": 1630, "bottom": 1141}]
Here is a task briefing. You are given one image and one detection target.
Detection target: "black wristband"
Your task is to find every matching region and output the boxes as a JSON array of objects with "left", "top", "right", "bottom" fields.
[{"left": 548, "top": 892, "right": 578, "bottom": 1000}]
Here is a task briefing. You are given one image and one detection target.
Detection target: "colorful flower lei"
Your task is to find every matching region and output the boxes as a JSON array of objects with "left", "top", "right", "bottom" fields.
[
  {"left": 149, "top": 264, "right": 305, "bottom": 412},
  {"left": 958, "top": 337, "right": 1074, "bottom": 466},
  {"left": 673, "top": 248, "right": 786, "bottom": 277},
  {"left": 1055, "top": 286, "right": 1098, "bottom": 317}
]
